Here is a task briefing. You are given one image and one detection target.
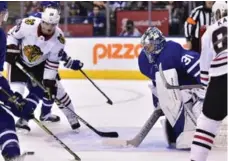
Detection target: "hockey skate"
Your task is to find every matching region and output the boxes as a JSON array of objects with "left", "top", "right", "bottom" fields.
[
  {"left": 5, "top": 156, "right": 24, "bottom": 161},
  {"left": 16, "top": 118, "right": 31, "bottom": 132},
  {"left": 39, "top": 113, "right": 60, "bottom": 122},
  {"left": 68, "top": 116, "right": 80, "bottom": 133},
  {"left": 5, "top": 151, "right": 34, "bottom": 161},
  {"left": 5, "top": 155, "right": 25, "bottom": 161}
]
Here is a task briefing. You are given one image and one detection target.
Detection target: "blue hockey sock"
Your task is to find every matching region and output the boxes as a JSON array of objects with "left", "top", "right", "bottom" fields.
[
  {"left": 0, "top": 130, "right": 20, "bottom": 159},
  {"left": 41, "top": 97, "right": 54, "bottom": 116}
]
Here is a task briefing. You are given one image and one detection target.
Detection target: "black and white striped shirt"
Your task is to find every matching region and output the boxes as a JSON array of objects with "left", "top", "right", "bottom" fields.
[{"left": 184, "top": 5, "right": 212, "bottom": 40}]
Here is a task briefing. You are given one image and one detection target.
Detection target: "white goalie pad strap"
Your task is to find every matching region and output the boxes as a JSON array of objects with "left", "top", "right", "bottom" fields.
[{"left": 155, "top": 68, "right": 182, "bottom": 127}]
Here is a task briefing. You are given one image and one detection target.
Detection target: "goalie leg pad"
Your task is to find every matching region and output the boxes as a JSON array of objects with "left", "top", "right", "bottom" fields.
[
  {"left": 156, "top": 68, "right": 183, "bottom": 127},
  {"left": 175, "top": 101, "right": 202, "bottom": 149},
  {"left": 176, "top": 130, "right": 195, "bottom": 149}
]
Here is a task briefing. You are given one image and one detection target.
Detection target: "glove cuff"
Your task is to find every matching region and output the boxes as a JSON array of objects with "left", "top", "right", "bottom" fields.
[{"left": 64, "top": 57, "right": 73, "bottom": 68}]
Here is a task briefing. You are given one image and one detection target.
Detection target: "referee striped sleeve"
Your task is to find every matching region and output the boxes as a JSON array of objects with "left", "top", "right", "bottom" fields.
[{"left": 184, "top": 6, "right": 202, "bottom": 40}]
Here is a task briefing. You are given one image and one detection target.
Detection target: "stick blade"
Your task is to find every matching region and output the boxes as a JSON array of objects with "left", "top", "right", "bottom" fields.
[
  {"left": 107, "top": 99, "right": 113, "bottom": 105},
  {"left": 98, "top": 131, "right": 119, "bottom": 138}
]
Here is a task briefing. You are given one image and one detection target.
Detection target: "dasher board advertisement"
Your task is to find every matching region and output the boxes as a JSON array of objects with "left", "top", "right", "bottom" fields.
[{"left": 116, "top": 10, "right": 169, "bottom": 36}]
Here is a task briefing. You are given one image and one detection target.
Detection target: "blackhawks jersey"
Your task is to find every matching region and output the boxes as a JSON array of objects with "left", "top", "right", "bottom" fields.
[
  {"left": 7, "top": 17, "right": 65, "bottom": 80},
  {"left": 200, "top": 16, "right": 227, "bottom": 87}
]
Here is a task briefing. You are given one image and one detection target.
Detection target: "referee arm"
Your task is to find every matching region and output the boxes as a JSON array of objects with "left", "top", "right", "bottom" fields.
[{"left": 184, "top": 8, "right": 200, "bottom": 49}]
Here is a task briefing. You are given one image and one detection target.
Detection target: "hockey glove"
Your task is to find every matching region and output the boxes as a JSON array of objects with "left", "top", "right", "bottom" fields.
[
  {"left": 5, "top": 93, "right": 37, "bottom": 120},
  {"left": 43, "top": 79, "right": 57, "bottom": 100},
  {"left": 6, "top": 44, "right": 20, "bottom": 65},
  {"left": 64, "top": 57, "right": 84, "bottom": 71},
  {"left": 20, "top": 94, "right": 38, "bottom": 120}
]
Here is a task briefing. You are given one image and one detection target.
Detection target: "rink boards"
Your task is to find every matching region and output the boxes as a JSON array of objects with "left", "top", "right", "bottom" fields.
[{"left": 2, "top": 37, "right": 186, "bottom": 80}]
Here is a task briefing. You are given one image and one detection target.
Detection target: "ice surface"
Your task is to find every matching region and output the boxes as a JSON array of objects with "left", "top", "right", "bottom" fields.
[{"left": 2, "top": 80, "right": 226, "bottom": 161}]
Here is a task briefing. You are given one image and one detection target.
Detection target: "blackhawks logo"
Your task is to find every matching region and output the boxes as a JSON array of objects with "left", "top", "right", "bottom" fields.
[
  {"left": 24, "top": 18, "right": 36, "bottom": 25},
  {"left": 57, "top": 34, "right": 65, "bottom": 44},
  {"left": 23, "top": 45, "right": 43, "bottom": 62}
]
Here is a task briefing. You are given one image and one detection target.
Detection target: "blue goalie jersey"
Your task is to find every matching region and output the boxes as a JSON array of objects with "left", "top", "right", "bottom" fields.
[{"left": 138, "top": 40, "right": 201, "bottom": 108}]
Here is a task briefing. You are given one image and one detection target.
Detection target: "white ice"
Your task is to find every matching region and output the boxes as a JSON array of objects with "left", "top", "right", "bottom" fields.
[{"left": 1, "top": 80, "right": 227, "bottom": 161}]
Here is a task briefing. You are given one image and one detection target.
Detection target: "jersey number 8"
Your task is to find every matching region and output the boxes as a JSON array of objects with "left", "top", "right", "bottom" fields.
[{"left": 212, "top": 26, "right": 227, "bottom": 54}]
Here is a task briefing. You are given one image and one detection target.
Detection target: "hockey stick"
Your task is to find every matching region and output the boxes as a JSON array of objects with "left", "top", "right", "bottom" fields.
[
  {"left": 79, "top": 69, "right": 113, "bottom": 105},
  {"left": 15, "top": 62, "right": 118, "bottom": 138},
  {"left": 158, "top": 63, "right": 203, "bottom": 90},
  {"left": 0, "top": 90, "right": 81, "bottom": 161},
  {"left": 32, "top": 118, "right": 81, "bottom": 161},
  {"left": 61, "top": 51, "right": 113, "bottom": 105},
  {"left": 103, "top": 108, "right": 163, "bottom": 147}
]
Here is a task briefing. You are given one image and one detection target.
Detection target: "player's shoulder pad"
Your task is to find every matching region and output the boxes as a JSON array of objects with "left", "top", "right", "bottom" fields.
[
  {"left": 138, "top": 49, "right": 149, "bottom": 67},
  {"left": 166, "top": 40, "right": 180, "bottom": 46},
  {"left": 23, "top": 17, "right": 40, "bottom": 25},
  {"left": 166, "top": 40, "right": 183, "bottom": 50},
  {"left": 15, "top": 17, "right": 39, "bottom": 33},
  {"left": 138, "top": 49, "right": 147, "bottom": 61},
  {"left": 56, "top": 27, "right": 66, "bottom": 45}
]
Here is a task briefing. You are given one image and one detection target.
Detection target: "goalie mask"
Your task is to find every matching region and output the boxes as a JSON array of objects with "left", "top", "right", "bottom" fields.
[
  {"left": 141, "top": 27, "right": 166, "bottom": 63},
  {"left": 41, "top": 8, "right": 60, "bottom": 35}
]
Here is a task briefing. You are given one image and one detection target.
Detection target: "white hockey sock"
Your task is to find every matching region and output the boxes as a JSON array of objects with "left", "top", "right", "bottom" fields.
[
  {"left": 57, "top": 93, "right": 78, "bottom": 125},
  {"left": 190, "top": 113, "right": 222, "bottom": 161}
]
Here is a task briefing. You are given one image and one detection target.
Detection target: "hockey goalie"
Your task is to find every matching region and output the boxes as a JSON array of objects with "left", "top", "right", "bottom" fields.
[
  {"left": 104, "top": 27, "right": 205, "bottom": 149},
  {"left": 138, "top": 27, "right": 205, "bottom": 149}
]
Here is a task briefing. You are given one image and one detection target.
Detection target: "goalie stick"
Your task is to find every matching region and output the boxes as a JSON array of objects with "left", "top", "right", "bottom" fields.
[
  {"left": 103, "top": 108, "right": 163, "bottom": 147},
  {"left": 15, "top": 62, "right": 118, "bottom": 138},
  {"left": 158, "top": 64, "right": 203, "bottom": 90},
  {"left": 0, "top": 90, "right": 81, "bottom": 161}
]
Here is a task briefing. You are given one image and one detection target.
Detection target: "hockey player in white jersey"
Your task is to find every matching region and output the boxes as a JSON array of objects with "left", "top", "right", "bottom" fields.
[
  {"left": 190, "top": 2, "right": 227, "bottom": 161},
  {"left": 6, "top": 8, "right": 80, "bottom": 132}
]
